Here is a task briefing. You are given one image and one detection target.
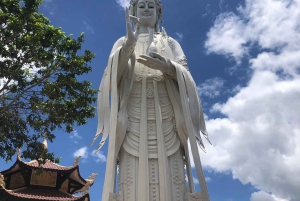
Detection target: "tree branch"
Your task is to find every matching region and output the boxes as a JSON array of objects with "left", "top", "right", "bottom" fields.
[
  {"left": 0, "top": 77, "right": 13, "bottom": 95},
  {"left": 0, "top": 71, "right": 52, "bottom": 115}
]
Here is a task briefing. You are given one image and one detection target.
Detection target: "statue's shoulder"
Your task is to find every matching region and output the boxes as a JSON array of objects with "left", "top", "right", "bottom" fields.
[
  {"left": 167, "top": 36, "right": 182, "bottom": 49},
  {"left": 113, "top": 36, "right": 126, "bottom": 48},
  {"left": 156, "top": 32, "right": 176, "bottom": 40},
  {"left": 110, "top": 36, "right": 126, "bottom": 55},
  {"left": 156, "top": 32, "right": 184, "bottom": 57}
]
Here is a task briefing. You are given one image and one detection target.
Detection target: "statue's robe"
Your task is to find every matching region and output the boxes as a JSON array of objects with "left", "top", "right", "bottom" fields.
[{"left": 93, "top": 32, "right": 210, "bottom": 201}]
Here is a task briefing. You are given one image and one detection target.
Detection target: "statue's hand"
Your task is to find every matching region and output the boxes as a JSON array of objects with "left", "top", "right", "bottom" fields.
[
  {"left": 136, "top": 52, "right": 175, "bottom": 76},
  {"left": 124, "top": 6, "right": 140, "bottom": 52}
]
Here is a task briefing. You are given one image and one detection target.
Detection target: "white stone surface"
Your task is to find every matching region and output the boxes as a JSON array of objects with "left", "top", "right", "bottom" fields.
[{"left": 92, "top": 1, "right": 211, "bottom": 201}]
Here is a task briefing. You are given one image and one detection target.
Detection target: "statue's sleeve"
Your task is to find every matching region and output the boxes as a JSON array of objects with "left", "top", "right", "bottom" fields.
[
  {"left": 170, "top": 38, "right": 189, "bottom": 70},
  {"left": 109, "top": 37, "right": 130, "bottom": 84},
  {"left": 168, "top": 37, "right": 211, "bottom": 150},
  {"left": 161, "top": 37, "right": 189, "bottom": 80},
  {"left": 165, "top": 36, "right": 211, "bottom": 199},
  {"left": 91, "top": 37, "right": 127, "bottom": 152}
]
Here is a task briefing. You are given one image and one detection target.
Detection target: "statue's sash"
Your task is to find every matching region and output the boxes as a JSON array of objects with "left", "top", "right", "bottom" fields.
[
  {"left": 101, "top": 47, "right": 121, "bottom": 201},
  {"left": 172, "top": 62, "right": 210, "bottom": 201}
]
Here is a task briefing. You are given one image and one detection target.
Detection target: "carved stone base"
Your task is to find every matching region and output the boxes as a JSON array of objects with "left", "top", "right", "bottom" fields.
[
  {"left": 109, "top": 193, "right": 121, "bottom": 201},
  {"left": 108, "top": 187, "right": 123, "bottom": 201},
  {"left": 108, "top": 189, "right": 202, "bottom": 201},
  {"left": 185, "top": 192, "right": 202, "bottom": 201}
]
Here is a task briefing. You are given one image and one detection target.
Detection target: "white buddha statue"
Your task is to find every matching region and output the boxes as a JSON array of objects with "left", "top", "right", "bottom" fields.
[{"left": 91, "top": 1, "right": 211, "bottom": 201}]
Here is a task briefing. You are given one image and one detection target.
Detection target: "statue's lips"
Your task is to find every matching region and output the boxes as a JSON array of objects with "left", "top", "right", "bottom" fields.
[{"left": 142, "top": 13, "right": 152, "bottom": 16}]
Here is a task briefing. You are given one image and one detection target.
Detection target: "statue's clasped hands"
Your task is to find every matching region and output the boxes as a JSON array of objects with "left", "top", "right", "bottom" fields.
[{"left": 137, "top": 52, "right": 173, "bottom": 74}]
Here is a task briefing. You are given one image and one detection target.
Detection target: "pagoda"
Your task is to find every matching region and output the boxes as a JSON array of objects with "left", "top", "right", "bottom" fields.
[{"left": 0, "top": 148, "right": 97, "bottom": 201}]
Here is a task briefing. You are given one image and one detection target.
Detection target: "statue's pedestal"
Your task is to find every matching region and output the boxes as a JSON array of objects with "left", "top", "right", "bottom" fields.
[
  {"left": 108, "top": 191, "right": 203, "bottom": 201},
  {"left": 186, "top": 192, "right": 203, "bottom": 201}
]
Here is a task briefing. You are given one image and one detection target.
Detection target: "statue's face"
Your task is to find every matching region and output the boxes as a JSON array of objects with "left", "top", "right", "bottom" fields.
[{"left": 136, "top": 0, "right": 157, "bottom": 27}]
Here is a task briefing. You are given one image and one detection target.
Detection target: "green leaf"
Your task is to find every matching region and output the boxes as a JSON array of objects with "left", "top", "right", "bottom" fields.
[{"left": 0, "top": 0, "right": 97, "bottom": 162}]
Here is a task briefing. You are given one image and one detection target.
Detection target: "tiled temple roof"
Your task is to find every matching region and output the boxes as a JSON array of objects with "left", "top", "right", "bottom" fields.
[
  {"left": 0, "top": 152, "right": 95, "bottom": 201},
  {"left": 24, "top": 160, "right": 74, "bottom": 171},
  {"left": 4, "top": 188, "right": 88, "bottom": 201},
  {"left": 1, "top": 158, "right": 76, "bottom": 175}
]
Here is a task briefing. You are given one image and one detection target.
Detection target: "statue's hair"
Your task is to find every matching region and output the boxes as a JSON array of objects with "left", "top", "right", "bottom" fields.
[{"left": 130, "top": 0, "right": 163, "bottom": 31}]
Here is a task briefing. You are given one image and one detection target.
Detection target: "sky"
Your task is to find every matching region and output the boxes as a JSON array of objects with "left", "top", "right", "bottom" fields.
[{"left": 1, "top": 0, "right": 300, "bottom": 201}]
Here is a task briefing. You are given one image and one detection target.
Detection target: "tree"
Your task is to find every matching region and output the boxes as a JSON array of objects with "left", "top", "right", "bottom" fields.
[{"left": 0, "top": 0, "right": 97, "bottom": 162}]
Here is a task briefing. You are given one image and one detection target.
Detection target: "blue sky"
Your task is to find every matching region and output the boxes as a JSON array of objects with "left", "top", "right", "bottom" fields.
[{"left": 1, "top": 0, "right": 300, "bottom": 201}]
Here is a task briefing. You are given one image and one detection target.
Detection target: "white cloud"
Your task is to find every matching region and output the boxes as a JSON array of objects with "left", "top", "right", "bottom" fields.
[
  {"left": 42, "top": 0, "right": 56, "bottom": 15},
  {"left": 69, "top": 130, "right": 82, "bottom": 144},
  {"left": 202, "top": 4, "right": 212, "bottom": 17},
  {"left": 192, "top": 176, "right": 210, "bottom": 184},
  {"left": 250, "top": 51, "right": 300, "bottom": 78},
  {"left": 204, "top": 73, "right": 300, "bottom": 189},
  {"left": 92, "top": 150, "right": 106, "bottom": 163},
  {"left": 203, "top": 0, "right": 300, "bottom": 200},
  {"left": 116, "top": 0, "right": 130, "bottom": 8},
  {"left": 83, "top": 21, "right": 95, "bottom": 34},
  {"left": 70, "top": 130, "right": 82, "bottom": 139},
  {"left": 205, "top": 12, "right": 248, "bottom": 63},
  {"left": 175, "top": 32, "right": 184, "bottom": 42},
  {"left": 193, "top": 177, "right": 199, "bottom": 184},
  {"left": 251, "top": 191, "right": 290, "bottom": 201},
  {"left": 205, "top": 0, "right": 300, "bottom": 66},
  {"left": 219, "top": 0, "right": 227, "bottom": 11},
  {"left": 198, "top": 77, "right": 225, "bottom": 99},
  {"left": 73, "top": 147, "right": 89, "bottom": 159},
  {"left": 205, "top": 177, "right": 211, "bottom": 182}
]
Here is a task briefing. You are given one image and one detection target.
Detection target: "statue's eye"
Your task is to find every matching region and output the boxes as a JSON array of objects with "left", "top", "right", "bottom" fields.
[
  {"left": 138, "top": 3, "right": 145, "bottom": 8},
  {"left": 149, "top": 3, "right": 155, "bottom": 8}
]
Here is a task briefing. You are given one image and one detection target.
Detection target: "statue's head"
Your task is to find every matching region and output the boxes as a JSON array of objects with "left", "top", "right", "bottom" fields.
[{"left": 130, "top": 0, "right": 163, "bottom": 31}]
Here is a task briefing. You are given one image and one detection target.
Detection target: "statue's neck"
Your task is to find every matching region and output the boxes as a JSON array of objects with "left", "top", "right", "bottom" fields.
[{"left": 139, "top": 26, "right": 154, "bottom": 34}]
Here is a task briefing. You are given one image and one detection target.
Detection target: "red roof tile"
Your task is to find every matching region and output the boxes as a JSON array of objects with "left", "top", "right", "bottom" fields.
[
  {"left": 6, "top": 188, "right": 87, "bottom": 201},
  {"left": 24, "top": 160, "right": 74, "bottom": 171}
]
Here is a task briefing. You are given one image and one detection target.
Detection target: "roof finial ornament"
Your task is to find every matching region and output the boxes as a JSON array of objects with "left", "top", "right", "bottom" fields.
[
  {"left": 17, "top": 148, "right": 22, "bottom": 161},
  {"left": 43, "top": 132, "right": 48, "bottom": 150},
  {"left": 85, "top": 173, "right": 98, "bottom": 185},
  {"left": 0, "top": 173, "right": 5, "bottom": 189},
  {"left": 73, "top": 156, "right": 81, "bottom": 167}
]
